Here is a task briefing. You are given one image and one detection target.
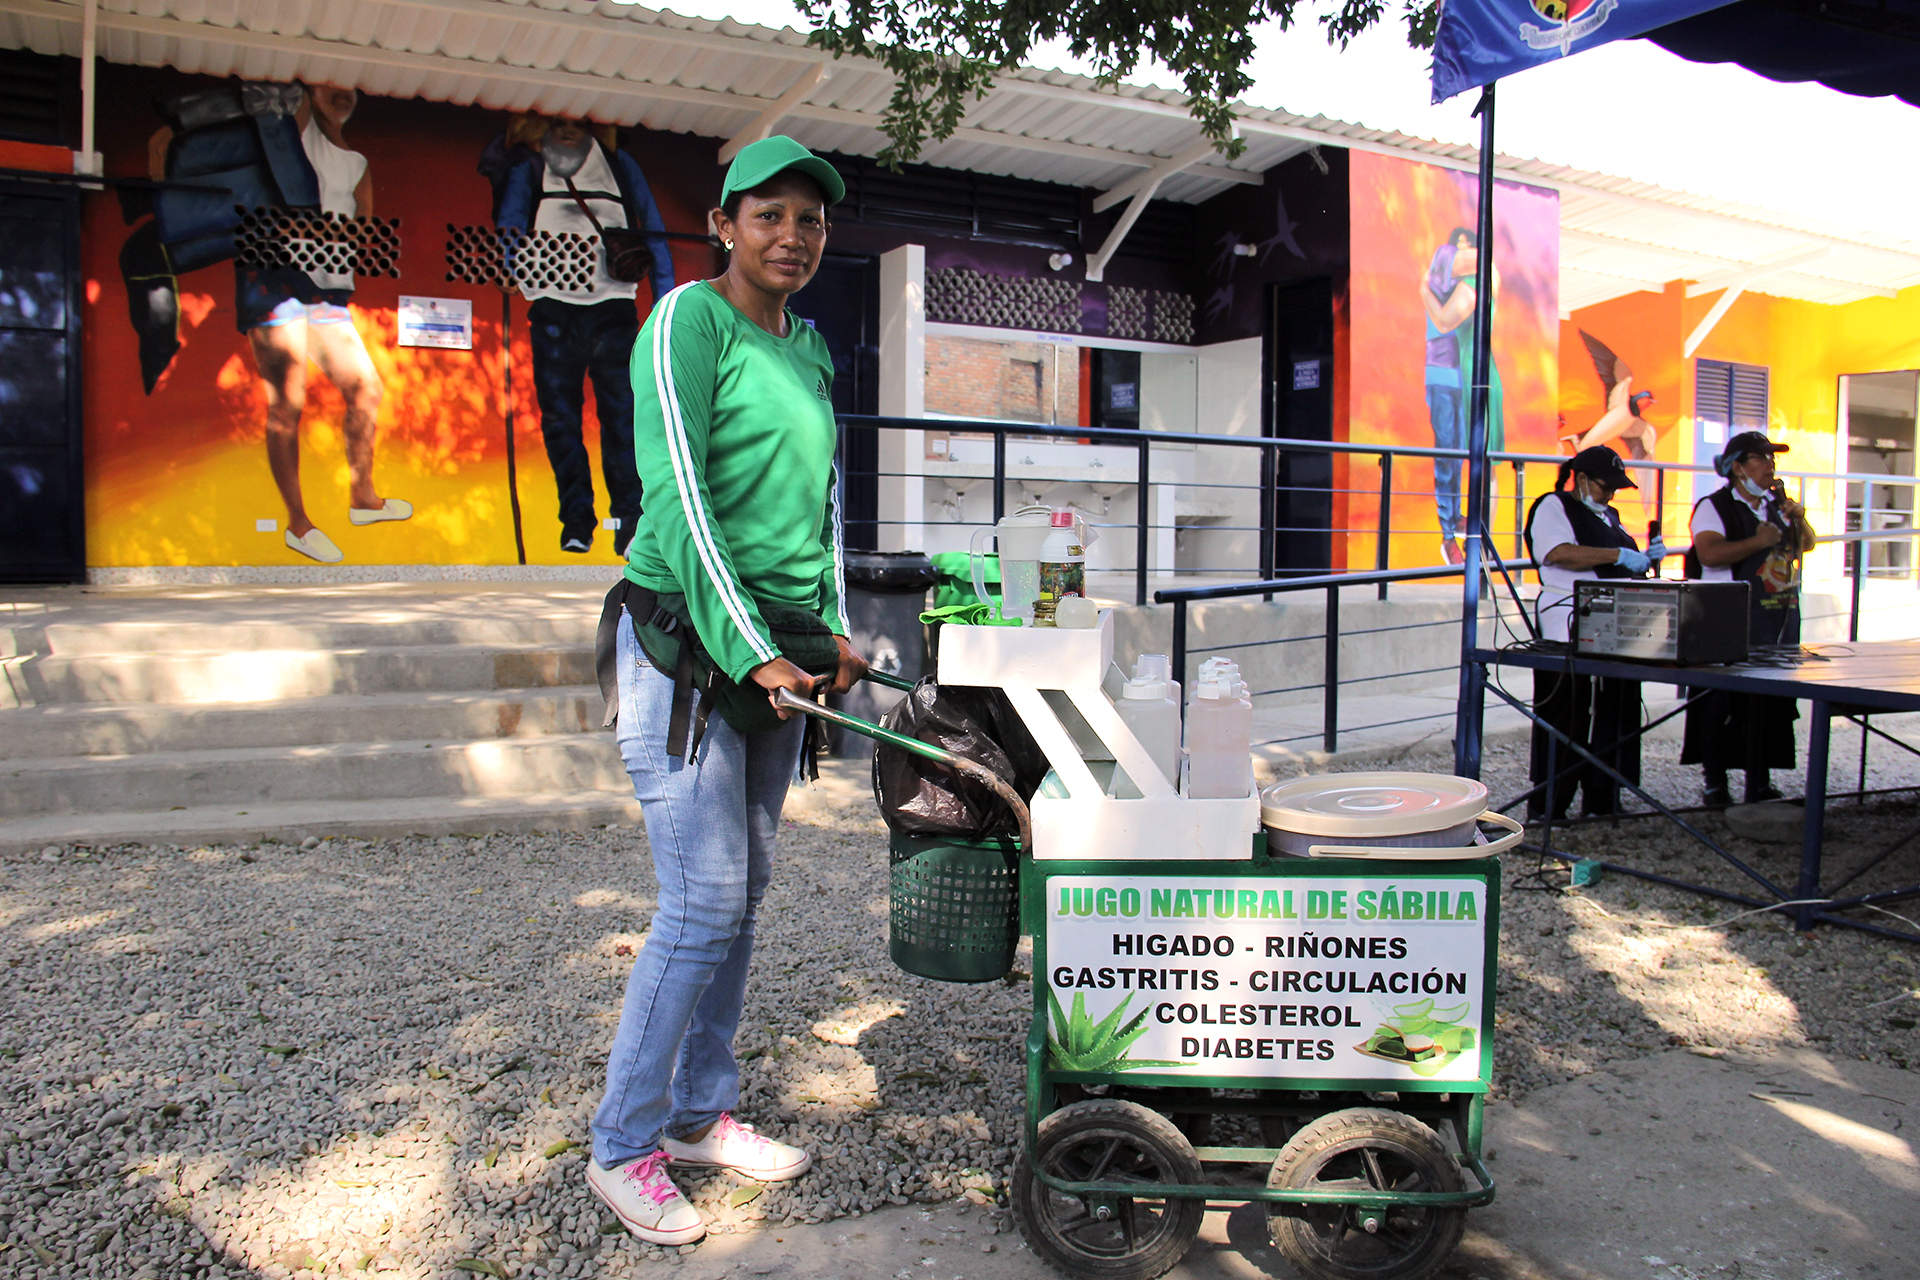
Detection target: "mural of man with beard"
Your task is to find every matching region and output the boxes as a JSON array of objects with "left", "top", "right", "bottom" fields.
[{"left": 494, "top": 115, "right": 675, "bottom": 555}]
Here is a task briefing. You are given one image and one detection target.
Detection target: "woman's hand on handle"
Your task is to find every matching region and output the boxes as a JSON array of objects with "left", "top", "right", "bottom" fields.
[
  {"left": 829, "top": 635, "right": 869, "bottom": 696},
  {"left": 749, "top": 657, "right": 823, "bottom": 719}
]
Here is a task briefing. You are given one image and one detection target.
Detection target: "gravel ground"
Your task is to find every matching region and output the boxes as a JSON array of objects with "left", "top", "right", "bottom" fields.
[{"left": 5, "top": 732, "right": 1919, "bottom": 1280}]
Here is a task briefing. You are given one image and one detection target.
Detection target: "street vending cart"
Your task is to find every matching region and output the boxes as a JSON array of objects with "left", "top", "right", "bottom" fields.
[{"left": 782, "top": 609, "right": 1517, "bottom": 1280}]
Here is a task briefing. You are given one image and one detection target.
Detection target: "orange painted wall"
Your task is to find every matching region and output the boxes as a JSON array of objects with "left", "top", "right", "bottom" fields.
[
  {"left": 83, "top": 65, "right": 723, "bottom": 570},
  {"left": 1562, "top": 279, "right": 1920, "bottom": 571}
]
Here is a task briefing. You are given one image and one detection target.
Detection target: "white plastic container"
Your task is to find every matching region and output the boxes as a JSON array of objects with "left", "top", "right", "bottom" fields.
[
  {"left": 1258, "top": 772, "right": 1525, "bottom": 860},
  {"left": 1032, "top": 510, "right": 1086, "bottom": 627},
  {"left": 1185, "top": 675, "right": 1253, "bottom": 799},
  {"left": 1133, "top": 653, "right": 1180, "bottom": 709},
  {"left": 1114, "top": 675, "right": 1181, "bottom": 789}
]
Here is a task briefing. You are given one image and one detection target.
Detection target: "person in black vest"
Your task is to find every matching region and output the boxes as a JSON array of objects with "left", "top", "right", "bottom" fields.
[
  {"left": 1523, "top": 447, "right": 1659, "bottom": 819},
  {"left": 1681, "top": 431, "right": 1817, "bottom": 807}
]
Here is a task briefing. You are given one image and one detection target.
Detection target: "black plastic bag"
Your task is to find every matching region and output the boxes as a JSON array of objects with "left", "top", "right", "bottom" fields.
[{"left": 873, "top": 679, "right": 1048, "bottom": 841}]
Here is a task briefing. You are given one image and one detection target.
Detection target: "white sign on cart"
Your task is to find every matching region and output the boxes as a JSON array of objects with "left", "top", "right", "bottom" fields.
[{"left": 1044, "top": 873, "right": 1490, "bottom": 1084}]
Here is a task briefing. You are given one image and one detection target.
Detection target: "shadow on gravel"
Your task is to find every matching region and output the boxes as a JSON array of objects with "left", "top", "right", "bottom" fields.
[{"left": 0, "top": 796, "right": 1043, "bottom": 1280}]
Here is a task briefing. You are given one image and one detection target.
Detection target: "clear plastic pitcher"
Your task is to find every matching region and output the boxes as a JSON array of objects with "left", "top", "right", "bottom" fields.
[{"left": 969, "top": 506, "right": 1052, "bottom": 622}]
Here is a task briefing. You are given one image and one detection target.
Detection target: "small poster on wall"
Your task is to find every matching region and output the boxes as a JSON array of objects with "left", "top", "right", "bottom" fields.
[{"left": 397, "top": 296, "right": 474, "bottom": 349}]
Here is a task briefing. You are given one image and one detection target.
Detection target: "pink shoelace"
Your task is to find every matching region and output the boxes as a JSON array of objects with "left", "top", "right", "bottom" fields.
[
  {"left": 709, "top": 1114, "right": 771, "bottom": 1150},
  {"left": 622, "top": 1151, "right": 680, "bottom": 1206}
]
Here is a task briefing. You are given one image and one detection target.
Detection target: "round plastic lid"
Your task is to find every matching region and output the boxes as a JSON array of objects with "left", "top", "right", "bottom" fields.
[
  {"left": 1122, "top": 677, "right": 1167, "bottom": 700},
  {"left": 1259, "top": 772, "right": 1489, "bottom": 837}
]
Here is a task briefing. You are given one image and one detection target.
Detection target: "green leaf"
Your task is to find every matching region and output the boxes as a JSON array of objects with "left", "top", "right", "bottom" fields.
[
  {"left": 451, "top": 1262, "right": 507, "bottom": 1278},
  {"left": 1392, "top": 998, "right": 1435, "bottom": 1020},
  {"left": 728, "top": 1184, "right": 764, "bottom": 1208},
  {"left": 264, "top": 1045, "right": 301, "bottom": 1058},
  {"left": 483, "top": 1146, "right": 499, "bottom": 1169},
  {"left": 425, "top": 1064, "right": 448, "bottom": 1080},
  {"left": 542, "top": 1139, "right": 580, "bottom": 1159},
  {"left": 1426, "top": 1002, "right": 1471, "bottom": 1025}
]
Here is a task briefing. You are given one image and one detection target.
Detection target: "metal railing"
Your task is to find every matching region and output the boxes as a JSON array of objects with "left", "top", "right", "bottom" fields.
[
  {"left": 1155, "top": 559, "right": 1536, "bottom": 756},
  {"left": 835, "top": 414, "right": 1920, "bottom": 607}
]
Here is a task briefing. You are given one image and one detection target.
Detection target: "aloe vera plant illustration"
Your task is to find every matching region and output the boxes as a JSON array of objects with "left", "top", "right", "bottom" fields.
[
  {"left": 1357, "top": 997, "right": 1477, "bottom": 1076},
  {"left": 1046, "top": 990, "right": 1184, "bottom": 1072}
]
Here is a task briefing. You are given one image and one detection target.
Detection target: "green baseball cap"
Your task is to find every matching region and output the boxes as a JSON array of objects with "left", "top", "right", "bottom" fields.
[{"left": 720, "top": 135, "right": 845, "bottom": 208}]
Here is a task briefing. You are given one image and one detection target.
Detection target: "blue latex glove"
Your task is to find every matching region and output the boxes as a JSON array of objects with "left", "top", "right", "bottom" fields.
[
  {"left": 1647, "top": 537, "right": 1668, "bottom": 562},
  {"left": 1616, "top": 547, "right": 1652, "bottom": 574}
]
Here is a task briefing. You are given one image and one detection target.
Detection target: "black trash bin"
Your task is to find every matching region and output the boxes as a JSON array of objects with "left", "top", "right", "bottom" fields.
[{"left": 831, "top": 550, "right": 937, "bottom": 757}]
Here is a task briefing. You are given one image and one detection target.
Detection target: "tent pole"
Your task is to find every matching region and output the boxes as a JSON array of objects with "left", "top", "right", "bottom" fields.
[{"left": 1453, "top": 82, "right": 1497, "bottom": 779}]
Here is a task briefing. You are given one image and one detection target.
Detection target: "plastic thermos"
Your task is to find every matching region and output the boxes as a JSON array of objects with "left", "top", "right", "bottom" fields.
[
  {"left": 1115, "top": 674, "right": 1181, "bottom": 788},
  {"left": 1186, "top": 674, "right": 1253, "bottom": 799},
  {"left": 1032, "top": 510, "right": 1085, "bottom": 627}
]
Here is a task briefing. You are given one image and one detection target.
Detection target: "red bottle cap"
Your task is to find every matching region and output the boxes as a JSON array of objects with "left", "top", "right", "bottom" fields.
[{"left": 1050, "top": 510, "right": 1074, "bottom": 527}]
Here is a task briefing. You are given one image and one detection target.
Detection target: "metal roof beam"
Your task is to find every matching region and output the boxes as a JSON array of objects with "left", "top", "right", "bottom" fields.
[
  {"left": 1085, "top": 130, "right": 1231, "bottom": 282},
  {"left": 719, "top": 63, "right": 830, "bottom": 164},
  {"left": 1091, "top": 133, "right": 1221, "bottom": 213},
  {"left": 1684, "top": 247, "right": 1832, "bottom": 297}
]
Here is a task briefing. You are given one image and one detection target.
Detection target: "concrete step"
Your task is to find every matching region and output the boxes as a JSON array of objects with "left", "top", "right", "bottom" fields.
[
  {"left": 0, "top": 734, "right": 629, "bottom": 820},
  {"left": 2, "top": 614, "right": 598, "bottom": 658},
  {"left": 0, "top": 645, "right": 594, "bottom": 708},
  {"left": 0, "top": 791, "right": 642, "bottom": 856},
  {"left": 0, "top": 687, "right": 604, "bottom": 760}
]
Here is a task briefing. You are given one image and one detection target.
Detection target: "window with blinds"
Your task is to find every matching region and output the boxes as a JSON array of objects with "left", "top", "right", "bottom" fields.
[{"left": 1695, "top": 359, "right": 1770, "bottom": 432}]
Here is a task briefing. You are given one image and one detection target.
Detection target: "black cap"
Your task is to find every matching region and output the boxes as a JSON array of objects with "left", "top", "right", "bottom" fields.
[
  {"left": 1568, "top": 445, "right": 1636, "bottom": 490},
  {"left": 1722, "top": 430, "right": 1787, "bottom": 469}
]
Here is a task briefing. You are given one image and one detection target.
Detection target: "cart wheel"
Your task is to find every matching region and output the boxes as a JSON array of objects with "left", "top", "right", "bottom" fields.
[
  {"left": 1013, "top": 1099, "right": 1205, "bottom": 1280},
  {"left": 1265, "top": 1107, "right": 1466, "bottom": 1280}
]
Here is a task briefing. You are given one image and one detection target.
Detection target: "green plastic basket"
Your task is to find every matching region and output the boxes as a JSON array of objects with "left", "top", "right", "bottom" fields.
[{"left": 888, "top": 832, "right": 1020, "bottom": 983}]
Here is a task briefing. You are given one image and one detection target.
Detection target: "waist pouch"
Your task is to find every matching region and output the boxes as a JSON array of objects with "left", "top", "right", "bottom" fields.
[{"left": 596, "top": 579, "right": 840, "bottom": 759}]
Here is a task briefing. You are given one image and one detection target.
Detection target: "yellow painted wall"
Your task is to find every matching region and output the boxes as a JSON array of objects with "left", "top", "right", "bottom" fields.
[{"left": 1564, "top": 281, "right": 1920, "bottom": 576}]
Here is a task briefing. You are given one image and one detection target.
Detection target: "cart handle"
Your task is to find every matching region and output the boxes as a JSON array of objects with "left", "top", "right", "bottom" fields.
[
  {"left": 773, "top": 686, "right": 1032, "bottom": 854},
  {"left": 861, "top": 669, "right": 917, "bottom": 693},
  {"left": 1302, "top": 811, "right": 1524, "bottom": 860}
]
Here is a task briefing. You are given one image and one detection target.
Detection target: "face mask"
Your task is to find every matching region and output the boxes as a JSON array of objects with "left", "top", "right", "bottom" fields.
[
  {"left": 1737, "top": 474, "right": 1769, "bottom": 500},
  {"left": 542, "top": 131, "right": 592, "bottom": 179}
]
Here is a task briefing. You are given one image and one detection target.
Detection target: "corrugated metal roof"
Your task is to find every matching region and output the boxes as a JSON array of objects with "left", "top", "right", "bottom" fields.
[{"left": 4, "top": 0, "right": 1918, "bottom": 308}]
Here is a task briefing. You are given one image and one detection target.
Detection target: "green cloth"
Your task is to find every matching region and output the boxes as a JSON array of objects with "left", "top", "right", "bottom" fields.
[
  {"left": 920, "top": 602, "right": 1022, "bottom": 627},
  {"left": 623, "top": 281, "right": 847, "bottom": 683},
  {"left": 930, "top": 550, "right": 998, "bottom": 610}
]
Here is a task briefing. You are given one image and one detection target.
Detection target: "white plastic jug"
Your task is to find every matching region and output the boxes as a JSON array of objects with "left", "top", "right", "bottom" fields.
[{"left": 969, "top": 506, "right": 1052, "bottom": 622}]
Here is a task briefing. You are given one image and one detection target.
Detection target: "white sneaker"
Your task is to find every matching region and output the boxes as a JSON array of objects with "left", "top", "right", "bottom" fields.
[
  {"left": 586, "top": 1151, "right": 705, "bottom": 1246},
  {"left": 285, "top": 527, "right": 344, "bottom": 564},
  {"left": 662, "top": 1113, "right": 811, "bottom": 1181},
  {"left": 349, "top": 498, "right": 413, "bottom": 525}
]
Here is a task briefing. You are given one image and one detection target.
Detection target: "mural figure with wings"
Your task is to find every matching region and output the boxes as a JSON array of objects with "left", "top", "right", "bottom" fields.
[{"left": 1563, "top": 330, "right": 1658, "bottom": 504}]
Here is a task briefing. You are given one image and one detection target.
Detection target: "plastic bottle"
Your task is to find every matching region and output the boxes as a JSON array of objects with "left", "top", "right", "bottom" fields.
[
  {"left": 1114, "top": 675, "right": 1181, "bottom": 788},
  {"left": 1133, "top": 653, "right": 1180, "bottom": 709},
  {"left": 1185, "top": 674, "right": 1253, "bottom": 799},
  {"left": 1032, "top": 510, "right": 1086, "bottom": 627}
]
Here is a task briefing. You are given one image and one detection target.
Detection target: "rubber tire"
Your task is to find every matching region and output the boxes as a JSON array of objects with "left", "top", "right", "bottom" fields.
[
  {"left": 1265, "top": 1107, "right": 1467, "bottom": 1280},
  {"left": 1013, "top": 1099, "right": 1206, "bottom": 1280}
]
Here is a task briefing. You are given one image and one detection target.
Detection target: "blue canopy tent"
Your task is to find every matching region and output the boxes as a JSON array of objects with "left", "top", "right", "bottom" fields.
[{"left": 1436, "top": 0, "right": 1920, "bottom": 776}]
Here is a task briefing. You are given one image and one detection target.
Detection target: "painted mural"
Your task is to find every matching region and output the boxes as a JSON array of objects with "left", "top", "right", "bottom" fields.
[
  {"left": 1348, "top": 150, "right": 1561, "bottom": 568},
  {"left": 85, "top": 65, "right": 720, "bottom": 571}
]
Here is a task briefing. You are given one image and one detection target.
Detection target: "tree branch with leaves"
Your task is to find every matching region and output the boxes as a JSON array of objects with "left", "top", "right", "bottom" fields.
[{"left": 798, "top": 0, "right": 1439, "bottom": 169}]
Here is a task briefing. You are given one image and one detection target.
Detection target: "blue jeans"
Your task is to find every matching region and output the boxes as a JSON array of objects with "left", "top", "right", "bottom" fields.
[
  {"left": 591, "top": 613, "right": 803, "bottom": 1165},
  {"left": 1427, "top": 382, "right": 1464, "bottom": 537}
]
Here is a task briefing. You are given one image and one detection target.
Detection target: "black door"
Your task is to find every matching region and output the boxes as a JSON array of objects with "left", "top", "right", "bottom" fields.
[
  {"left": 790, "top": 251, "right": 880, "bottom": 548},
  {"left": 1266, "top": 277, "right": 1335, "bottom": 575},
  {"left": 0, "top": 184, "right": 84, "bottom": 582}
]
